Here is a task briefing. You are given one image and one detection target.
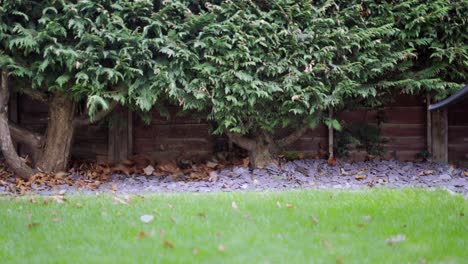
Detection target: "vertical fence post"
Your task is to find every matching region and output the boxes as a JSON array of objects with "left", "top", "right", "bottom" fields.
[
  {"left": 108, "top": 106, "right": 133, "bottom": 162},
  {"left": 431, "top": 108, "right": 448, "bottom": 163}
]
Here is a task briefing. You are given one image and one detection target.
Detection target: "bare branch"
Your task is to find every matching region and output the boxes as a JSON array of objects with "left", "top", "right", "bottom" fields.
[
  {"left": 277, "top": 127, "right": 308, "bottom": 146},
  {"left": 21, "top": 88, "right": 48, "bottom": 102},
  {"left": 0, "top": 69, "right": 36, "bottom": 179},
  {"left": 9, "top": 122, "right": 43, "bottom": 148},
  {"left": 225, "top": 131, "right": 256, "bottom": 151},
  {"left": 73, "top": 100, "right": 119, "bottom": 127}
]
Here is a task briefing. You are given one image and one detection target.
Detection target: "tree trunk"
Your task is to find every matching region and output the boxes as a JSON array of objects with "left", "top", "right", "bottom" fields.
[
  {"left": 249, "top": 133, "right": 276, "bottom": 169},
  {"left": 0, "top": 69, "right": 35, "bottom": 179},
  {"left": 36, "top": 93, "right": 76, "bottom": 172}
]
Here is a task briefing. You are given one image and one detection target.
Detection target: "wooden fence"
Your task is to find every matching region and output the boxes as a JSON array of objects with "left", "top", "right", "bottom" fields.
[{"left": 5, "top": 94, "right": 468, "bottom": 166}]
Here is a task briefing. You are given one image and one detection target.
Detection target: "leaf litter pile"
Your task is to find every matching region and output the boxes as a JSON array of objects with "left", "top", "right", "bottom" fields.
[
  {"left": 2, "top": 155, "right": 468, "bottom": 196},
  {"left": 0, "top": 155, "right": 247, "bottom": 195}
]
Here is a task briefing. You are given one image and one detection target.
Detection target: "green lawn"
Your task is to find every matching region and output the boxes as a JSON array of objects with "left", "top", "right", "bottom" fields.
[{"left": 0, "top": 189, "right": 467, "bottom": 263}]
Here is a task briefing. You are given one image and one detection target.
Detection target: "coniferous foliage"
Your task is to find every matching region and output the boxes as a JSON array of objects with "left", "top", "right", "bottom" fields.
[{"left": 0, "top": 0, "right": 466, "bottom": 174}]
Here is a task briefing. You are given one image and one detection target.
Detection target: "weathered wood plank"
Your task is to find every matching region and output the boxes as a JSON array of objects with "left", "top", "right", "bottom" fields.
[
  {"left": 108, "top": 106, "right": 131, "bottom": 162},
  {"left": 431, "top": 108, "right": 448, "bottom": 163}
]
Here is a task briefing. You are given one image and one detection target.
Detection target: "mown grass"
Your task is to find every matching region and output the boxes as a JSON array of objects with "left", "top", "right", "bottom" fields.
[{"left": 0, "top": 189, "right": 467, "bottom": 263}]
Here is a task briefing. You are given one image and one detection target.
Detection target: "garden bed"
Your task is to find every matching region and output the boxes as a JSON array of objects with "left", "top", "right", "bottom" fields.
[{"left": 1, "top": 160, "right": 467, "bottom": 198}]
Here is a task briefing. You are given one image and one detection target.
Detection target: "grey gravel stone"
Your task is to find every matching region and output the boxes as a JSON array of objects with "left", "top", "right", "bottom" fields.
[
  {"left": 439, "top": 174, "right": 452, "bottom": 181},
  {"left": 1, "top": 160, "right": 468, "bottom": 196}
]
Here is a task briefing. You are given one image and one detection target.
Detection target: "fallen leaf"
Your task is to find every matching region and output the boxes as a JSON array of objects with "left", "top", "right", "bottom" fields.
[
  {"left": 136, "top": 231, "right": 146, "bottom": 240},
  {"left": 159, "top": 229, "right": 166, "bottom": 237},
  {"left": 110, "top": 184, "right": 118, "bottom": 192},
  {"left": 355, "top": 174, "right": 366, "bottom": 180},
  {"left": 55, "top": 171, "right": 68, "bottom": 179},
  {"left": 336, "top": 256, "right": 344, "bottom": 264},
  {"left": 418, "top": 170, "right": 434, "bottom": 176},
  {"left": 143, "top": 165, "right": 155, "bottom": 176},
  {"left": 29, "top": 198, "right": 37, "bottom": 204},
  {"left": 52, "top": 218, "right": 61, "bottom": 222},
  {"left": 197, "top": 212, "right": 207, "bottom": 218},
  {"left": 113, "top": 196, "right": 129, "bottom": 205},
  {"left": 206, "top": 161, "right": 218, "bottom": 169},
  {"left": 217, "top": 244, "right": 226, "bottom": 252},
  {"left": 231, "top": 201, "right": 238, "bottom": 210},
  {"left": 286, "top": 203, "right": 295, "bottom": 209},
  {"left": 463, "top": 171, "right": 468, "bottom": 177},
  {"left": 328, "top": 157, "right": 337, "bottom": 166},
  {"left": 159, "top": 163, "right": 179, "bottom": 174},
  {"left": 311, "top": 215, "right": 319, "bottom": 225},
  {"left": 168, "top": 203, "right": 174, "bottom": 209},
  {"left": 27, "top": 222, "right": 40, "bottom": 230},
  {"left": 164, "top": 240, "right": 174, "bottom": 248},
  {"left": 242, "top": 158, "right": 249, "bottom": 168},
  {"left": 43, "top": 199, "right": 50, "bottom": 205},
  {"left": 170, "top": 216, "right": 177, "bottom": 223},
  {"left": 192, "top": 248, "right": 199, "bottom": 255},
  {"left": 340, "top": 168, "right": 349, "bottom": 176},
  {"left": 208, "top": 171, "right": 218, "bottom": 182},
  {"left": 322, "top": 240, "right": 333, "bottom": 250},
  {"left": 140, "top": 215, "right": 154, "bottom": 223},
  {"left": 385, "top": 234, "right": 406, "bottom": 245},
  {"left": 52, "top": 195, "right": 66, "bottom": 204}
]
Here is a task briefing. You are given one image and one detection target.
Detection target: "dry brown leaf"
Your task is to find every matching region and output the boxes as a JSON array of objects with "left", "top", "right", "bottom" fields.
[
  {"left": 159, "top": 163, "right": 179, "bottom": 174},
  {"left": 55, "top": 171, "right": 69, "bottom": 179},
  {"left": 164, "top": 240, "right": 174, "bottom": 248},
  {"left": 463, "top": 171, "right": 468, "bottom": 177},
  {"left": 29, "top": 199, "right": 37, "bottom": 204},
  {"left": 286, "top": 203, "right": 295, "bottom": 209},
  {"left": 327, "top": 157, "right": 337, "bottom": 166},
  {"left": 418, "top": 170, "right": 434, "bottom": 176},
  {"left": 197, "top": 212, "right": 207, "bottom": 218},
  {"left": 136, "top": 231, "right": 146, "bottom": 240},
  {"left": 355, "top": 174, "right": 366, "bottom": 180},
  {"left": 27, "top": 222, "right": 40, "bottom": 230}
]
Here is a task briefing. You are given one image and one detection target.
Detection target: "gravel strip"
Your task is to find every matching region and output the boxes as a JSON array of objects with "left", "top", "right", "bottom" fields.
[{"left": 1, "top": 160, "right": 467, "bottom": 198}]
